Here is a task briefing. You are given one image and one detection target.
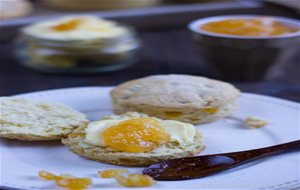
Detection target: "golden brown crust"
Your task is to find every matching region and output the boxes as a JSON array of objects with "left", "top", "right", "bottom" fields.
[
  {"left": 111, "top": 74, "right": 240, "bottom": 124},
  {"left": 62, "top": 124, "right": 205, "bottom": 167},
  {"left": 0, "top": 98, "right": 88, "bottom": 141}
]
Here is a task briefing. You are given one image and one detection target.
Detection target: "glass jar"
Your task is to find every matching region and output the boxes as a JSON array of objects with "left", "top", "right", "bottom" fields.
[{"left": 15, "top": 26, "right": 140, "bottom": 74}]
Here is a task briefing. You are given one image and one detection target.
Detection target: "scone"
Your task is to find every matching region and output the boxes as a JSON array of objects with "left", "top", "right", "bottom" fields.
[
  {"left": 111, "top": 74, "right": 240, "bottom": 124},
  {"left": 62, "top": 112, "right": 205, "bottom": 166},
  {"left": 0, "top": 98, "right": 88, "bottom": 141}
]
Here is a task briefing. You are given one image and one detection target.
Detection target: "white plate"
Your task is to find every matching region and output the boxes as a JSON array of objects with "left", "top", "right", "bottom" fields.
[{"left": 1, "top": 87, "right": 300, "bottom": 190}]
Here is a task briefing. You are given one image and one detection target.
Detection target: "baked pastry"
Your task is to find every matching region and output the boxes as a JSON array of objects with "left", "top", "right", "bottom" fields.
[
  {"left": 0, "top": 98, "right": 88, "bottom": 141},
  {"left": 0, "top": 0, "right": 33, "bottom": 19},
  {"left": 62, "top": 112, "right": 205, "bottom": 166},
  {"left": 111, "top": 74, "right": 240, "bottom": 124}
]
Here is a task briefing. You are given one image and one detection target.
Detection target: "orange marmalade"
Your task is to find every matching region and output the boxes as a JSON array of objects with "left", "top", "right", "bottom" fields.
[
  {"left": 51, "top": 19, "right": 82, "bottom": 32},
  {"left": 201, "top": 17, "right": 298, "bottom": 37},
  {"left": 102, "top": 118, "right": 170, "bottom": 153}
]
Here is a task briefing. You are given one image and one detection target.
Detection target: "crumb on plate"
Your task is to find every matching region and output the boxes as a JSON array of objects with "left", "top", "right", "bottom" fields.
[
  {"left": 99, "top": 169, "right": 156, "bottom": 187},
  {"left": 38, "top": 171, "right": 92, "bottom": 190},
  {"left": 245, "top": 116, "right": 268, "bottom": 128},
  {"left": 98, "top": 169, "right": 128, "bottom": 178}
]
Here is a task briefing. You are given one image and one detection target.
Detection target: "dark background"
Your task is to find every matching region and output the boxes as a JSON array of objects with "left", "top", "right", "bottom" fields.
[{"left": 0, "top": 2, "right": 299, "bottom": 102}]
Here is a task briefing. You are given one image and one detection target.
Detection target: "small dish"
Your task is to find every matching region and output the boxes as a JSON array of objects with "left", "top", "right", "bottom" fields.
[{"left": 188, "top": 15, "right": 300, "bottom": 81}]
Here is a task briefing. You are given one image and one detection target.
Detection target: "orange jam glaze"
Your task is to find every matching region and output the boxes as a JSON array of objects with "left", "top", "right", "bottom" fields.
[
  {"left": 201, "top": 17, "right": 298, "bottom": 37},
  {"left": 102, "top": 118, "right": 170, "bottom": 153},
  {"left": 51, "top": 19, "right": 82, "bottom": 32}
]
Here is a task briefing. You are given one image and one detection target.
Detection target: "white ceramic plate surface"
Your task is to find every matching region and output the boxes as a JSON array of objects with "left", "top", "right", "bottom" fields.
[{"left": 1, "top": 87, "right": 299, "bottom": 190}]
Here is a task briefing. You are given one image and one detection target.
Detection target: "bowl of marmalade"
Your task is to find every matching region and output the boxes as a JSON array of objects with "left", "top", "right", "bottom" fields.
[{"left": 188, "top": 15, "right": 300, "bottom": 81}]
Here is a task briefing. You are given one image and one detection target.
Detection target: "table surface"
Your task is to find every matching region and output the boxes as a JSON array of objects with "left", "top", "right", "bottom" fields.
[{"left": 0, "top": 2, "right": 300, "bottom": 102}]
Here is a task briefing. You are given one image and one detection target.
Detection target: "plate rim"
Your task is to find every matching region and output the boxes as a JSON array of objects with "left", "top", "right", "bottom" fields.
[
  {"left": 1, "top": 86, "right": 300, "bottom": 190},
  {"left": 8, "top": 85, "right": 300, "bottom": 107}
]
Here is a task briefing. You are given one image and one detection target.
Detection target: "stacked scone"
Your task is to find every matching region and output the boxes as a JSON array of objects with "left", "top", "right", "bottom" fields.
[{"left": 1, "top": 74, "right": 240, "bottom": 167}]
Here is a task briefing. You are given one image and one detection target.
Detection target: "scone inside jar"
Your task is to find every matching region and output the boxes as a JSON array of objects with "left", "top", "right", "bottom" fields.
[{"left": 15, "top": 16, "right": 140, "bottom": 74}]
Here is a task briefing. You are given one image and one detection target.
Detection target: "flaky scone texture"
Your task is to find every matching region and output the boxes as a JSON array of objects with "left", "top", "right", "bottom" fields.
[
  {"left": 0, "top": 97, "right": 88, "bottom": 141},
  {"left": 62, "top": 113, "right": 205, "bottom": 166},
  {"left": 111, "top": 74, "right": 240, "bottom": 124}
]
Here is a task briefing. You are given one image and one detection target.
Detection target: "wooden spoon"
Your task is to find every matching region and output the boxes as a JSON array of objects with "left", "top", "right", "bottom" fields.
[{"left": 143, "top": 140, "right": 300, "bottom": 180}]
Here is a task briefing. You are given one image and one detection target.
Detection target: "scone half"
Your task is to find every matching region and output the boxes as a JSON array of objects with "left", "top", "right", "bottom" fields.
[
  {"left": 0, "top": 97, "right": 88, "bottom": 141},
  {"left": 62, "top": 112, "right": 205, "bottom": 167}
]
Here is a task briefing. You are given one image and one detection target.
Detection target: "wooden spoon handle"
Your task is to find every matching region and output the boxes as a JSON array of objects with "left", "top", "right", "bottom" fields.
[
  {"left": 143, "top": 140, "right": 300, "bottom": 180},
  {"left": 224, "top": 140, "right": 300, "bottom": 164}
]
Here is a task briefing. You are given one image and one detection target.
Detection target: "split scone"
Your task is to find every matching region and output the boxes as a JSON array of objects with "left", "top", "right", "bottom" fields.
[
  {"left": 0, "top": 98, "right": 88, "bottom": 141},
  {"left": 62, "top": 112, "right": 205, "bottom": 166},
  {"left": 111, "top": 74, "right": 240, "bottom": 124}
]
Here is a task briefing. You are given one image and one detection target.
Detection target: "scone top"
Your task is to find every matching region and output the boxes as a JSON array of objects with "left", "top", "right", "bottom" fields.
[
  {"left": 111, "top": 74, "right": 240, "bottom": 124},
  {"left": 0, "top": 97, "right": 88, "bottom": 141},
  {"left": 111, "top": 74, "right": 240, "bottom": 108},
  {"left": 111, "top": 74, "right": 240, "bottom": 109}
]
